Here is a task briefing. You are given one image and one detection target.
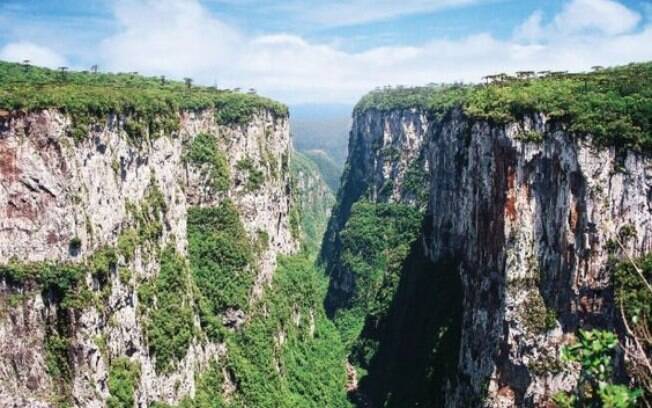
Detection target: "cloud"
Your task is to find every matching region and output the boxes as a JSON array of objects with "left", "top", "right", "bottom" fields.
[
  {"left": 0, "top": 41, "right": 67, "bottom": 68},
  {"left": 553, "top": 0, "right": 641, "bottom": 35},
  {"left": 515, "top": 0, "right": 642, "bottom": 41},
  {"left": 93, "top": 0, "right": 652, "bottom": 104},
  {"left": 1, "top": 0, "right": 651, "bottom": 104}
]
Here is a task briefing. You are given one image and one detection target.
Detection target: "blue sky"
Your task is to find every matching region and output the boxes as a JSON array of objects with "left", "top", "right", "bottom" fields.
[{"left": 1, "top": 0, "right": 651, "bottom": 104}]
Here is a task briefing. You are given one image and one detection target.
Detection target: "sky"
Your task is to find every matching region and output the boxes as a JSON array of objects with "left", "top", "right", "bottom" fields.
[{"left": 0, "top": 0, "right": 651, "bottom": 104}]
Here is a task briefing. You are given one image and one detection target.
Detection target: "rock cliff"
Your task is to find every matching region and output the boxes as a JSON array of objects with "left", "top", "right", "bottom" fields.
[
  {"left": 323, "top": 66, "right": 652, "bottom": 406},
  {"left": 0, "top": 105, "right": 298, "bottom": 407}
]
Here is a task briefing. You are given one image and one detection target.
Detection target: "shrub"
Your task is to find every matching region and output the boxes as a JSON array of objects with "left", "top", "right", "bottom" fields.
[
  {"left": 142, "top": 246, "right": 196, "bottom": 373},
  {"left": 560, "top": 329, "right": 641, "bottom": 406},
  {"left": 184, "top": 133, "right": 230, "bottom": 191},
  {"left": 107, "top": 357, "right": 141, "bottom": 408},
  {"left": 187, "top": 200, "right": 254, "bottom": 316},
  {"left": 236, "top": 157, "right": 265, "bottom": 192}
]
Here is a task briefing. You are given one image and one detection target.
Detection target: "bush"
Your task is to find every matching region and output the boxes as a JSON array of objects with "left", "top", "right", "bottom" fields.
[
  {"left": 107, "top": 357, "right": 141, "bottom": 408},
  {"left": 188, "top": 200, "right": 254, "bottom": 317},
  {"left": 142, "top": 246, "right": 196, "bottom": 373},
  {"left": 236, "top": 157, "right": 265, "bottom": 192},
  {"left": 184, "top": 133, "right": 230, "bottom": 191},
  {"left": 560, "top": 329, "right": 641, "bottom": 406}
]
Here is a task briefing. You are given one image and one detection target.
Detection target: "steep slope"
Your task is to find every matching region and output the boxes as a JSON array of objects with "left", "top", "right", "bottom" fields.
[
  {"left": 322, "top": 62, "right": 652, "bottom": 407},
  {"left": 0, "top": 62, "right": 348, "bottom": 408}
]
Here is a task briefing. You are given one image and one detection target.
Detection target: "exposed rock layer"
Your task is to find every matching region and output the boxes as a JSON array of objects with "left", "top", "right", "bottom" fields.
[
  {"left": 324, "top": 107, "right": 652, "bottom": 406},
  {"left": 0, "top": 108, "right": 298, "bottom": 407}
]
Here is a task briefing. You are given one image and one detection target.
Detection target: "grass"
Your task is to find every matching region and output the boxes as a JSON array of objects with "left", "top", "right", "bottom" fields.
[{"left": 354, "top": 62, "right": 652, "bottom": 152}]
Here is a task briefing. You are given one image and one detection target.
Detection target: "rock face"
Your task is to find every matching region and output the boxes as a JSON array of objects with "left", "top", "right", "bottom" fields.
[
  {"left": 0, "top": 108, "right": 298, "bottom": 407},
  {"left": 324, "top": 107, "right": 652, "bottom": 406}
]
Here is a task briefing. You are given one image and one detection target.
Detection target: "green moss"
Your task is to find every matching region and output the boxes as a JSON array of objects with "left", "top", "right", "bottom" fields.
[
  {"left": 521, "top": 290, "right": 557, "bottom": 334},
  {"left": 45, "top": 333, "right": 73, "bottom": 407},
  {"left": 515, "top": 129, "right": 544, "bottom": 143},
  {"left": 128, "top": 176, "right": 168, "bottom": 247},
  {"left": 184, "top": 133, "right": 230, "bottom": 191},
  {"left": 236, "top": 157, "right": 265, "bottom": 192},
  {"left": 88, "top": 246, "right": 117, "bottom": 284},
  {"left": 402, "top": 157, "right": 428, "bottom": 206},
  {"left": 107, "top": 357, "right": 141, "bottom": 408}
]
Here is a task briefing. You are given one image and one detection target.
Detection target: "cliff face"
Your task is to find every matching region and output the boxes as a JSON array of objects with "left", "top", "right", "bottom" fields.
[
  {"left": 0, "top": 107, "right": 298, "bottom": 407},
  {"left": 324, "top": 107, "right": 652, "bottom": 406}
]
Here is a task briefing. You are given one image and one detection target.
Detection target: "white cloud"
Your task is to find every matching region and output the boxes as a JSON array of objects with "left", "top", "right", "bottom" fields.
[
  {"left": 2, "top": 0, "right": 650, "bottom": 104},
  {"left": 95, "top": 0, "right": 652, "bottom": 104},
  {"left": 553, "top": 0, "right": 641, "bottom": 35},
  {"left": 516, "top": 0, "right": 642, "bottom": 41},
  {"left": 0, "top": 41, "right": 67, "bottom": 68}
]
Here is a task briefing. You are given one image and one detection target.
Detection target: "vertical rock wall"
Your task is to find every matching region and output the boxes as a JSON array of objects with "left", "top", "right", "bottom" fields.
[
  {"left": 0, "top": 108, "right": 298, "bottom": 407},
  {"left": 326, "top": 107, "right": 652, "bottom": 406}
]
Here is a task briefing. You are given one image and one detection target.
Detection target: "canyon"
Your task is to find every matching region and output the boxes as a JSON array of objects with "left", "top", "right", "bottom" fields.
[{"left": 0, "top": 61, "right": 651, "bottom": 407}]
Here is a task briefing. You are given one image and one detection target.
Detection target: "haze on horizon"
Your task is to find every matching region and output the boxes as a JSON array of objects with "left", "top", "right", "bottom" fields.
[{"left": 1, "top": 0, "right": 651, "bottom": 105}]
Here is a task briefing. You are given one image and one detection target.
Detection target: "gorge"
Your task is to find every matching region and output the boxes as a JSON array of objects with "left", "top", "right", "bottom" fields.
[{"left": 0, "top": 60, "right": 651, "bottom": 407}]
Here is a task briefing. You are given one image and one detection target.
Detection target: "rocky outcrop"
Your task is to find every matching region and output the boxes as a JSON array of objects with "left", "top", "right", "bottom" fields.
[
  {"left": 0, "top": 107, "right": 298, "bottom": 407},
  {"left": 324, "top": 107, "right": 652, "bottom": 406}
]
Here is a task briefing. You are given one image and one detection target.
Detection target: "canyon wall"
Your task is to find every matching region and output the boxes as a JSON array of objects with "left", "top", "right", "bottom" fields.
[
  {"left": 324, "top": 106, "right": 652, "bottom": 406},
  {"left": 0, "top": 107, "right": 298, "bottom": 407}
]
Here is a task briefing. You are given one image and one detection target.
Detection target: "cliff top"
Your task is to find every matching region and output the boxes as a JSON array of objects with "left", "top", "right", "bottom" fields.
[
  {"left": 354, "top": 62, "right": 652, "bottom": 152},
  {"left": 0, "top": 61, "right": 288, "bottom": 125}
]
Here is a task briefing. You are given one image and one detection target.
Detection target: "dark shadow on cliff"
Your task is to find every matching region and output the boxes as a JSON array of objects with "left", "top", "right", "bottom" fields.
[{"left": 349, "top": 217, "right": 463, "bottom": 408}]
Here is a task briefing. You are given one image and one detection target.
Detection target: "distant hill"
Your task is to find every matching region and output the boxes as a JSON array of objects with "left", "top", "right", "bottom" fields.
[
  {"left": 290, "top": 103, "right": 351, "bottom": 193},
  {"left": 290, "top": 103, "right": 351, "bottom": 167},
  {"left": 303, "top": 149, "right": 341, "bottom": 192}
]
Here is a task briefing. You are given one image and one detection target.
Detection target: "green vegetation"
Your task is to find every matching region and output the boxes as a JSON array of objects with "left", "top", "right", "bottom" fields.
[
  {"left": 223, "top": 255, "right": 350, "bottom": 408},
  {"left": 402, "top": 156, "right": 429, "bottom": 206},
  {"left": 521, "top": 290, "right": 557, "bottom": 334},
  {"left": 354, "top": 62, "right": 652, "bottom": 152},
  {"left": 303, "top": 149, "right": 341, "bottom": 193},
  {"left": 107, "top": 357, "right": 141, "bottom": 408},
  {"left": 0, "top": 61, "right": 287, "bottom": 142},
  {"left": 184, "top": 133, "right": 230, "bottom": 191},
  {"left": 45, "top": 333, "right": 74, "bottom": 407},
  {"left": 188, "top": 200, "right": 254, "bottom": 316},
  {"left": 126, "top": 176, "right": 168, "bottom": 249},
  {"left": 236, "top": 157, "right": 265, "bottom": 192},
  {"left": 290, "top": 151, "right": 336, "bottom": 253},
  {"left": 139, "top": 246, "right": 196, "bottom": 373},
  {"left": 614, "top": 253, "right": 652, "bottom": 400},
  {"left": 332, "top": 201, "right": 423, "bottom": 348},
  {"left": 557, "top": 330, "right": 642, "bottom": 407}
]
